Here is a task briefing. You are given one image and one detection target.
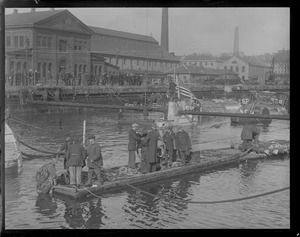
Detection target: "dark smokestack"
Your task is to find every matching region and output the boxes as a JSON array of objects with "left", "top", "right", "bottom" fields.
[
  {"left": 161, "top": 8, "right": 169, "bottom": 52},
  {"left": 233, "top": 26, "right": 239, "bottom": 57}
]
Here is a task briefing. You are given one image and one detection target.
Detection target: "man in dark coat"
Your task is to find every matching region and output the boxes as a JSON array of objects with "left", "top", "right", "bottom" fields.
[
  {"left": 175, "top": 126, "right": 192, "bottom": 166},
  {"left": 85, "top": 135, "right": 104, "bottom": 187},
  {"left": 240, "top": 123, "right": 260, "bottom": 152},
  {"left": 163, "top": 124, "right": 176, "bottom": 168},
  {"left": 57, "top": 133, "right": 71, "bottom": 170},
  {"left": 142, "top": 123, "right": 160, "bottom": 173},
  {"left": 65, "top": 137, "right": 86, "bottom": 187},
  {"left": 128, "top": 123, "right": 142, "bottom": 169}
]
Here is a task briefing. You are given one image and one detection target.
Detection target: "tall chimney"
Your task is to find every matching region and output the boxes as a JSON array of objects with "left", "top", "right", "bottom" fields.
[
  {"left": 233, "top": 26, "right": 239, "bottom": 57},
  {"left": 31, "top": 8, "right": 36, "bottom": 13},
  {"left": 161, "top": 8, "right": 169, "bottom": 52}
]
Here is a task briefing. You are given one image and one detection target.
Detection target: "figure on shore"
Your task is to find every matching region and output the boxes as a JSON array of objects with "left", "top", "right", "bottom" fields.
[
  {"left": 136, "top": 128, "right": 148, "bottom": 174},
  {"left": 142, "top": 123, "right": 159, "bottom": 173},
  {"left": 163, "top": 124, "right": 176, "bottom": 168},
  {"left": 65, "top": 136, "right": 86, "bottom": 188},
  {"left": 240, "top": 123, "right": 260, "bottom": 152},
  {"left": 85, "top": 135, "right": 104, "bottom": 187},
  {"left": 128, "top": 123, "right": 142, "bottom": 169},
  {"left": 175, "top": 126, "right": 192, "bottom": 166},
  {"left": 117, "top": 108, "right": 124, "bottom": 120}
]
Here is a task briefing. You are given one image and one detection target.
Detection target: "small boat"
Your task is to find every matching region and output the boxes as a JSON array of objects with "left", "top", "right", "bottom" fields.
[
  {"left": 53, "top": 141, "right": 289, "bottom": 199},
  {"left": 5, "top": 122, "right": 22, "bottom": 170}
]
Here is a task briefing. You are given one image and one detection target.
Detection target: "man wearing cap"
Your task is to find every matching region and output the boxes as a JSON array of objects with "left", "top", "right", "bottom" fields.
[
  {"left": 163, "top": 124, "right": 176, "bottom": 168},
  {"left": 65, "top": 136, "right": 86, "bottom": 187},
  {"left": 240, "top": 123, "right": 260, "bottom": 152},
  {"left": 128, "top": 123, "right": 142, "bottom": 169},
  {"left": 57, "top": 133, "right": 71, "bottom": 170},
  {"left": 142, "top": 123, "right": 160, "bottom": 172},
  {"left": 85, "top": 135, "right": 104, "bottom": 187},
  {"left": 175, "top": 126, "right": 192, "bottom": 166}
]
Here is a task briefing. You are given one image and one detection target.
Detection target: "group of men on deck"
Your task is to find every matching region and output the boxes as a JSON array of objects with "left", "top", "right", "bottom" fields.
[
  {"left": 36, "top": 118, "right": 260, "bottom": 195},
  {"left": 128, "top": 122, "right": 192, "bottom": 173}
]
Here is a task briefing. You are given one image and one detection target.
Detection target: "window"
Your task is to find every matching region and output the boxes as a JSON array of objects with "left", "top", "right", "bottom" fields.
[
  {"left": 59, "top": 40, "right": 67, "bottom": 52},
  {"left": 38, "top": 63, "right": 41, "bottom": 73},
  {"left": 37, "top": 36, "right": 41, "bottom": 47},
  {"left": 14, "top": 36, "right": 18, "bottom": 48},
  {"left": 99, "top": 66, "right": 102, "bottom": 74},
  {"left": 42, "top": 37, "right": 47, "bottom": 47},
  {"left": 242, "top": 66, "right": 245, "bottom": 72},
  {"left": 23, "top": 62, "right": 27, "bottom": 72},
  {"left": 230, "top": 66, "right": 233, "bottom": 71},
  {"left": 74, "top": 64, "right": 77, "bottom": 77},
  {"left": 26, "top": 37, "right": 30, "bottom": 47},
  {"left": 20, "top": 36, "right": 24, "bottom": 47},
  {"left": 48, "top": 63, "right": 52, "bottom": 76},
  {"left": 6, "top": 36, "right": 11, "bottom": 47},
  {"left": 43, "top": 63, "right": 46, "bottom": 77},
  {"left": 47, "top": 37, "right": 52, "bottom": 48},
  {"left": 74, "top": 41, "right": 77, "bottom": 50},
  {"left": 236, "top": 66, "right": 239, "bottom": 72},
  {"left": 78, "top": 41, "right": 81, "bottom": 51},
  {"left": 83, "top": 65, "right": 86, "bottom": 74}
]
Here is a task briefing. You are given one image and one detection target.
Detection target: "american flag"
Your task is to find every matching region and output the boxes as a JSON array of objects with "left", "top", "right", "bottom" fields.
[{"left": 175, "top": 85, "right": 196, "bottom": 99}]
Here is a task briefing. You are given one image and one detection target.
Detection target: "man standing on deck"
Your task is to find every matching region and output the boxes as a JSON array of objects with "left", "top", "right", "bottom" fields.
[
  {"left": 85, "top": 135, "right": 104, "bottom": 187},
  {"left": 142, "top": 123, "right": 160, "bottom": 172},
  {"left": 128, "top": 123, "right": 142, "bottom": 169},
  {"left": 163, "top": 124, "right": 176, "bottom": 168},
  {"left": 240, "top": 123, "right": 260, "bottom": 152},
  {"left": 175, "top": 126, "right": 192, "bottom": 166},
  {"left": 57, "top": 133, "right": 71, "bottom": 170},
  {"left": 65, "top": 136, "right": 86, "bottom": 188}
]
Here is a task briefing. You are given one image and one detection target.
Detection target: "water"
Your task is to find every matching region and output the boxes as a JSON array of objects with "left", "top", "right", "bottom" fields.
[{"left": 4, "top": 107, "right": 290, "bottom": 229}]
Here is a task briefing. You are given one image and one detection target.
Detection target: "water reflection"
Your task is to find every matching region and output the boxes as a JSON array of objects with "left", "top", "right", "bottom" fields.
[{"left": 35, "top": 194, "right": 58, "bottom": 217}]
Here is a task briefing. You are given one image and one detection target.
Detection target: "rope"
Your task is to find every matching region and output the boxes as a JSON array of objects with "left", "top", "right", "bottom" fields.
[
  {"left": 17, "top": 139, "right": 58, "bottom": 155},
  {"left": 186, "top": 186, "right": 289, "bottom": 204},
  {"left": 9, "top": 116, "right": 42, "bottom": 129}
]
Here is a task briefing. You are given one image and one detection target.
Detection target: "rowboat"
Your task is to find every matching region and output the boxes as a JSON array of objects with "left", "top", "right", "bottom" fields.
[
  {"left": 5, "top": 122, "right": 22, "bottom": 170},
  {"left": 52, "top": 141, "right": 289, "bottom": 199}
]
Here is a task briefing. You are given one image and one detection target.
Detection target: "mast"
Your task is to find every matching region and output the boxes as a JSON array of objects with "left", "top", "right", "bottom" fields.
[{"left": 144, "top": 8, "right": 149, "bottom": 107}]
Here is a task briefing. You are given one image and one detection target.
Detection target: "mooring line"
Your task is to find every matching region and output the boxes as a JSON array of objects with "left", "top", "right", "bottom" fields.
[{"left": 18, "top": 139, "right": 58, "bottom": 155}]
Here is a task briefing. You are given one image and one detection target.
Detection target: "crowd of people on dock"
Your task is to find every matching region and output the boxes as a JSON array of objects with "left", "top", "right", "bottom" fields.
[
  {"left": 6, "top": 70, "right": 147, "bottom": 87},
  {"left": 36, "top": 121, "right": 261, "bottom": 195}
]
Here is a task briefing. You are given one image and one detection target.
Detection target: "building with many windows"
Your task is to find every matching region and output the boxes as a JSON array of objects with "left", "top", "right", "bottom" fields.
[
  {"left": 5, "top": 8, "right": 180, "bottom": 86},
  {"left": 223, "top": 56, "right": 271, "bottom": 85},
  {"left": 181, "top": 54, "right": 224, "bottom": 70}
]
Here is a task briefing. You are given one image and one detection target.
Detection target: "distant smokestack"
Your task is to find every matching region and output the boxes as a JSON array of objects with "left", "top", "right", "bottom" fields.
[
  {"left": 161, "top": 8, "right": 169, "bottom": 52},
  {"left": 31, "top": 8, "right": 36, "bottom": 13},
  {"left": 13, "top": 9, "right": 18, "bottom": 14},
  {"left": 233, "top": 26, "right": 239, "bottom": 57}
]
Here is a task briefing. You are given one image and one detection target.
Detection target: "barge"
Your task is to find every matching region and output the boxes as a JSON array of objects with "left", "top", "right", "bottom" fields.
[{"left": 52, "top": 142, "right": 289, "bottom": 199}]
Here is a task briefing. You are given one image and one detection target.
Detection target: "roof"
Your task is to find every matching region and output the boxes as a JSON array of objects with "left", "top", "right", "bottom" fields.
[
  {"left": 165, "top": 65, "right": 238, "bottom": 75},
  {"left": 5, "top": 10, "right": 65, "bottom": 26},
  {"left": 183, "top": 54, "right": 216, "bottom": 61},
  {"left": 239, "top": 56, "right": 270, "bottom": 67},
  {"left": 91, "top": 36, "right": 180, "bottom": 62},
  {"left": 88, "top": 25, "right": 158, "bottom": 44}
]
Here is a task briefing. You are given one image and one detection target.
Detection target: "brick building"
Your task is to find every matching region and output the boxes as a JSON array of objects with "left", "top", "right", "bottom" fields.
[{"left": 5, "top": 8, "right": 180, "bottom": 86}]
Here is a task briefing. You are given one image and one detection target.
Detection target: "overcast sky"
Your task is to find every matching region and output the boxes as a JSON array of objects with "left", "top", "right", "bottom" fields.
[{"left": 5, "top": 7, "right": 290, "bottom": 56}]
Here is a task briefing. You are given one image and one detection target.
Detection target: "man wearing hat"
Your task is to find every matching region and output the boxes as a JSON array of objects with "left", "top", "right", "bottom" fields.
[
  {"left": 57, "top": 133, "right": 71, "bottom": 170},
  {"left": 85, "top": 135, "right": 104, "bottom": 187},
  {"left": 163, "top": 124, "right": 176, "bottom": 168},
  {"left": 175, "top": 126, "right": 192, "bottom": 166},
  {"left": 128, "top": 123, "right": 142, "bottom": 169},
  {"left": 142, "top": 123, "right": 160, "bottom": 172}
]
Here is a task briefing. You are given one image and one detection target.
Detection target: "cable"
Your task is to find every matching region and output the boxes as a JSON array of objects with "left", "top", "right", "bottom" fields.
[{"left": 17, "top": 139, "right": 58, "bottom": 155}]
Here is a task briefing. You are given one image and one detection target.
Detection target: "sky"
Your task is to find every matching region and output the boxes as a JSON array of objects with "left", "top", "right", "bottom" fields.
[{"left": 5, "top": 7, "right": 290, "bottom": 56}]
